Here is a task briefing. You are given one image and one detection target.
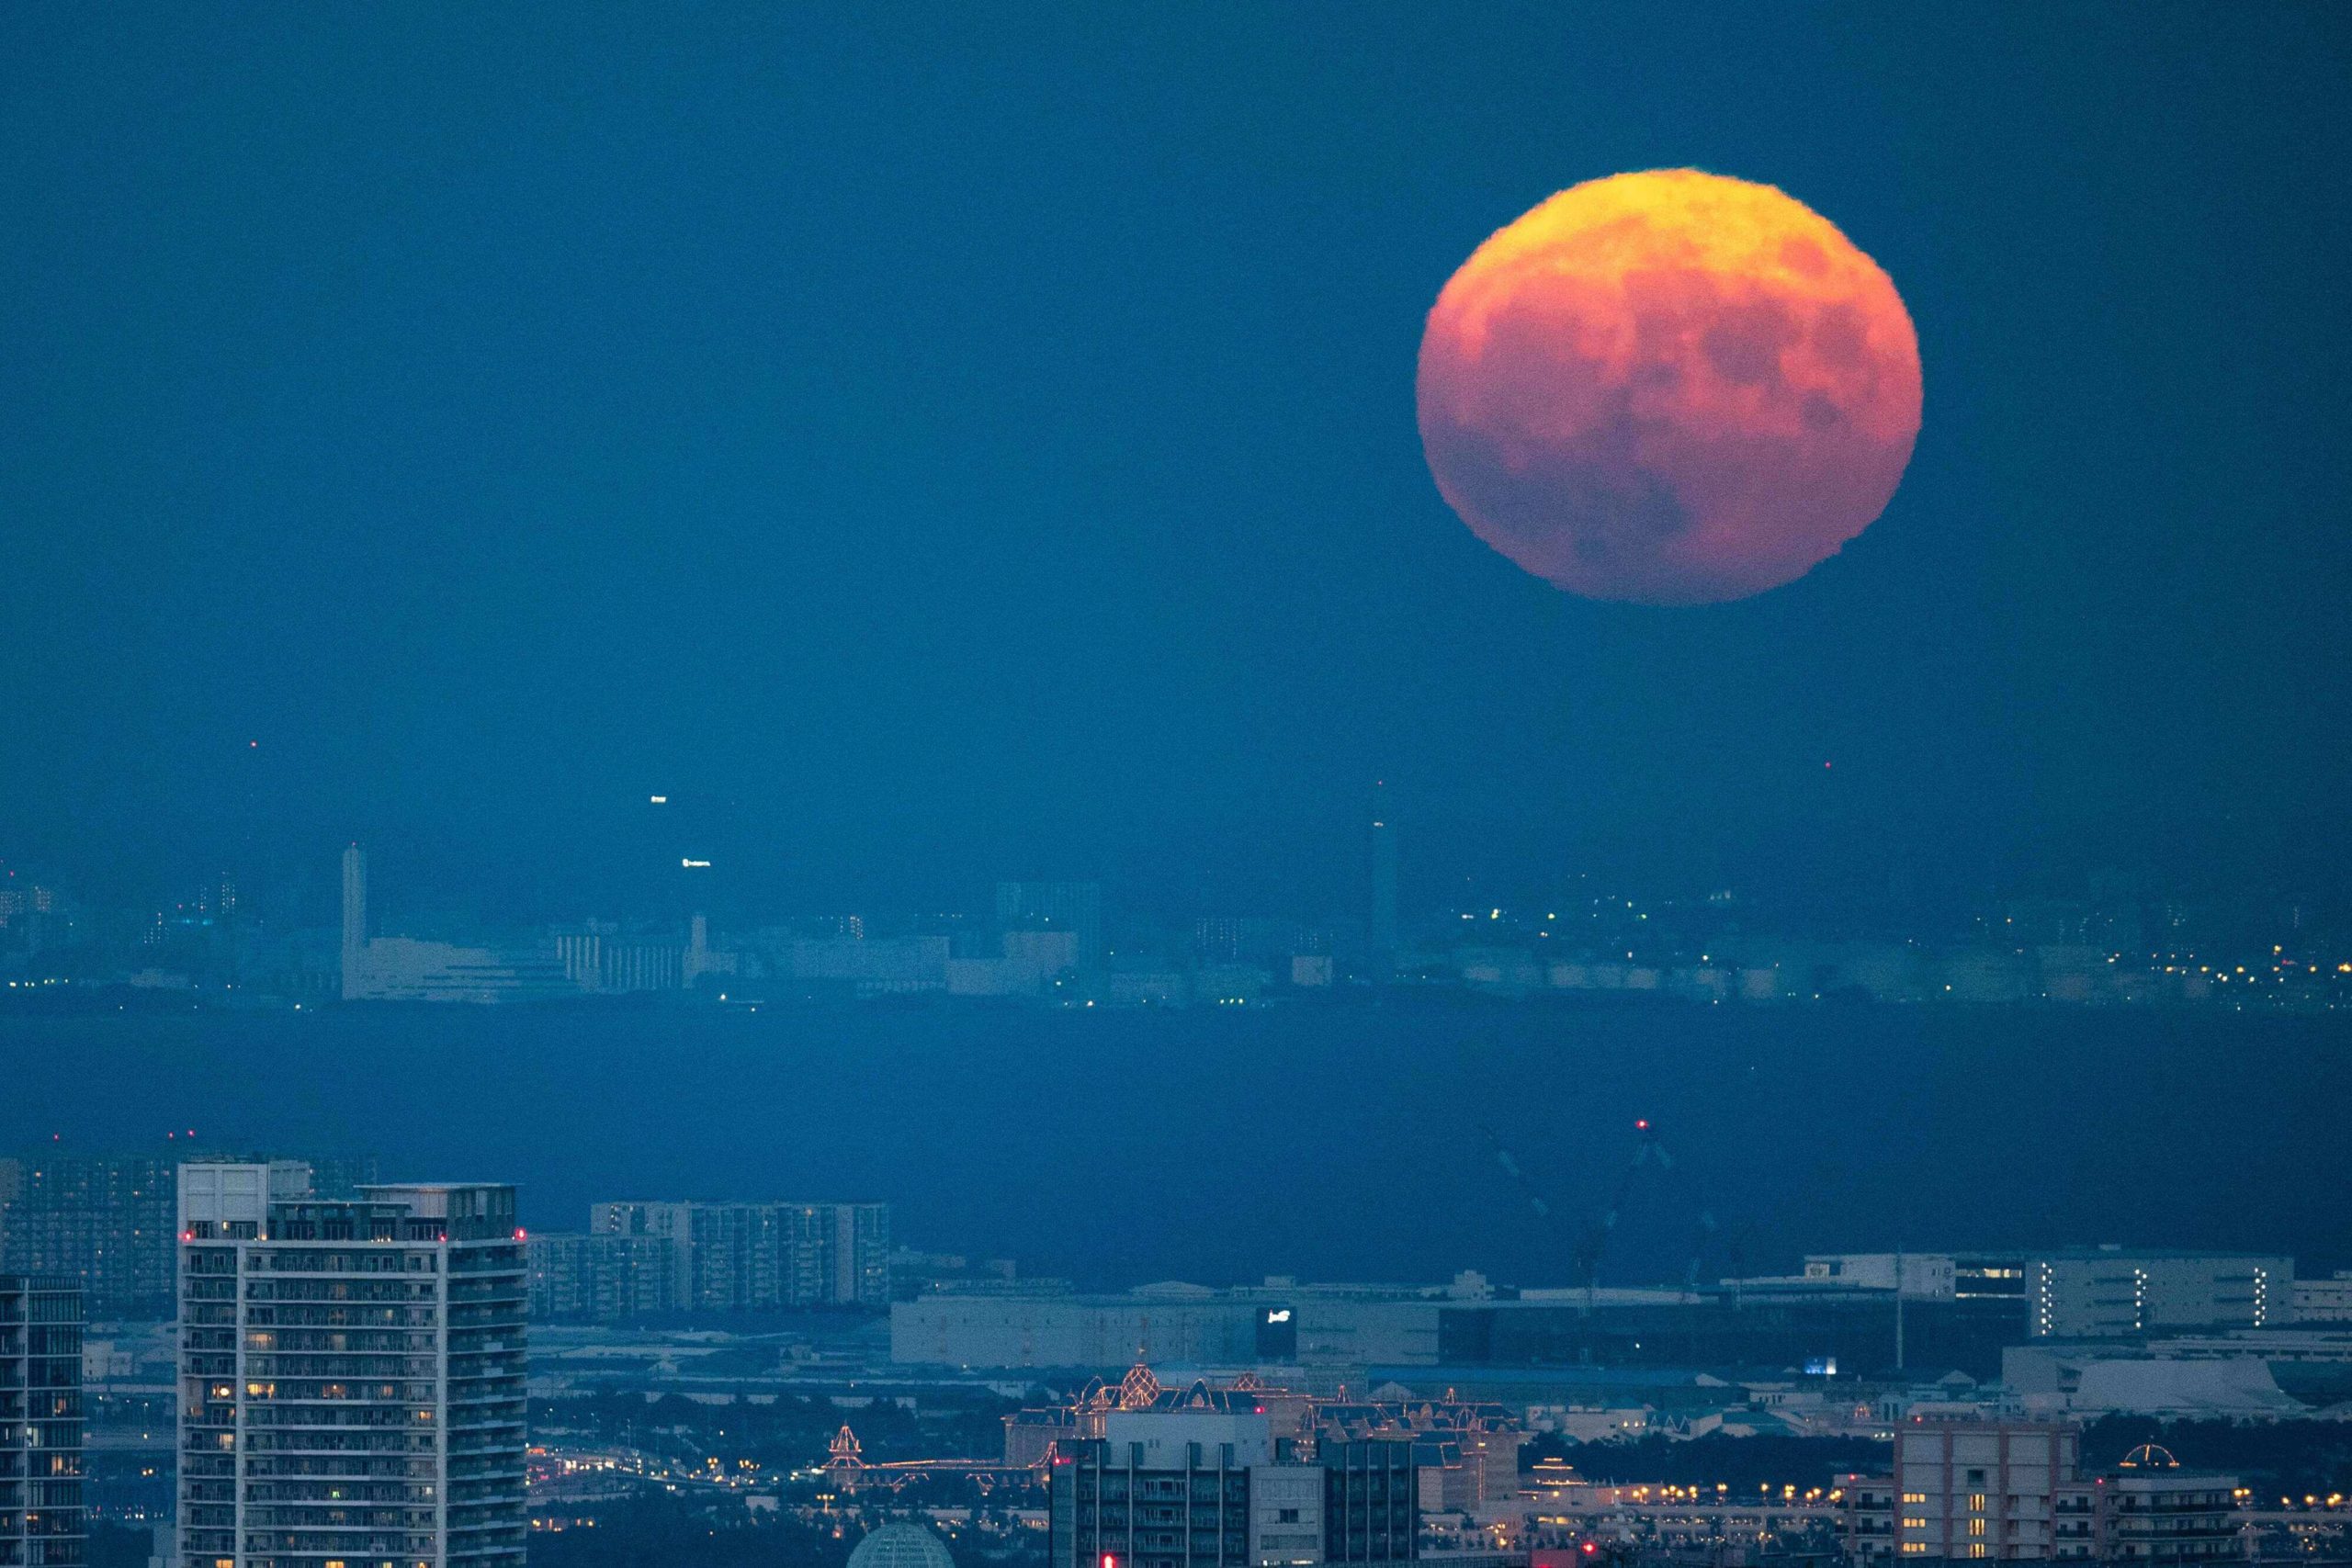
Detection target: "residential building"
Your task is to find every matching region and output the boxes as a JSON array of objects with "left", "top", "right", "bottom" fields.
[
  {"left": 0, "top": 1155, "right": 376, "bottom": 1323},
  {"left": 584, "top": 1201, "right": 889, "bottom": 1313},
  {"left": 0, "top": 1156, "right": 176, "bottom": 1321},
  {"left": 1841, "top": 1421, "right": 2239, "bottom": 1562},
  {"left": 1, "top": 1275, "right": 83, "bottom": 1568},
  {"left": 525, "top": 1232, "right": 679, "bottom": 1321},
  {"left": 2097, "top": 1456, "right": 2241, "bottom": 1562},
  {"left": 176, "top": 1162, "right": 526, "bottom": 1568}
]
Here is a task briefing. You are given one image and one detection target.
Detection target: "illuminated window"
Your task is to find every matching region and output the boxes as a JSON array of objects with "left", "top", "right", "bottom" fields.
[
  {"left": 1904, "top": 1518, "right": 1929, "bottom": 1530},
  {"left": 1903, "top": 1494, "right": 1928, "bottom": 1505},
  {"left": 1902, "top": 1545, "right": 1928, "bottom": 1556},
  {"left": 1968, "top": 1548, "right": 1987, "bottom": 1560},
  {"left": 1969, "top": 1494, "right": 1988, "bottom": 1511},
  {"left": 1969, "top": 1519, "right": 1987, "bottom": 1537}
]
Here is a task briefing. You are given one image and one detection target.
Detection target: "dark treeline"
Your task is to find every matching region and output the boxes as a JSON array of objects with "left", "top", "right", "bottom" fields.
[{"left": 536, "top": 1390, "right": 1022, "bottom": 1470}]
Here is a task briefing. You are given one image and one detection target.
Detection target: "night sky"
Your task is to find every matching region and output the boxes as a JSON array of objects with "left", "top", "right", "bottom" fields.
[{"left": 6, "top": 5, "right": 2348, "bottom": 919}]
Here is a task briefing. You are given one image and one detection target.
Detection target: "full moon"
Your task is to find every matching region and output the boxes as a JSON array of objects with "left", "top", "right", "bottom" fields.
[{"left": 1416, "top": 169, "right": 1922, "bottom": 604}]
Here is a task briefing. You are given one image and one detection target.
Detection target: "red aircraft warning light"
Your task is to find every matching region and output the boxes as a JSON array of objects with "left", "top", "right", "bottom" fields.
[{"left": 1635, "top": 1119, "right": 1650, "bottom": 1131}]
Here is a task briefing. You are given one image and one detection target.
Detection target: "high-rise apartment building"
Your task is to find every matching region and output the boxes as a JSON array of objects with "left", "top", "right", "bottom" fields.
[
  {"left": 176, "top": 1163, "right": 527, "bottom": 1568},
  {"left": 1047, "top": 1409, "right": 1416, "bottom": 1568},
  {"left": 1, "top": 1274, "right": 83, "bottom": 1568},
  {"left": 581, "top": 1200, "right": 888, "bottom": 1314},
  {"left": 1, "top": 1155, "right": 377, "bottom": 1323},
  {"left": 524, "top": 1232, "right": 678, "bottom": 1322},
  {"left": 0, "top": 1156, "right": 175, "bottom": 1321}
]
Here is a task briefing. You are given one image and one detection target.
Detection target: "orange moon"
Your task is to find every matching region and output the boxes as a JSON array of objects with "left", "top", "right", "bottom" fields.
[{"left": 1417, "top": 170, "right": 1922, "bottom": 604}]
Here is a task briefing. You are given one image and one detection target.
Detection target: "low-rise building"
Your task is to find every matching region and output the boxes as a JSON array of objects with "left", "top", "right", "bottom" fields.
[{"left": 1841, "top": 1422, "right": 2239, "bottom": 1562}]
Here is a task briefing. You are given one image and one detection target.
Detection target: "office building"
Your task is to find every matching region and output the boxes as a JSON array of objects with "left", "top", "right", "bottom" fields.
[
  {"left": 1, "top": 1275, "right": 83, "bottom": 1568},
  {"left": 176, "top": 1162, "right": 526, "bottom": 1568},
  {"left": 585, "top": 1201, "right": 889, "bottom": 1313},
  {"left": 1047, "top": 1408, "right": 1416, "bottom": 1568}
]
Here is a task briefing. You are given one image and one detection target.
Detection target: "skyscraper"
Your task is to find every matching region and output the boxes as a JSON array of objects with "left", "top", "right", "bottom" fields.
[
  {"left": 0, "top": 1273, "right": 83, "bottom": 1568},
  {"left": 176, "top": 1163, "right": 527, "bottom": 1568}
]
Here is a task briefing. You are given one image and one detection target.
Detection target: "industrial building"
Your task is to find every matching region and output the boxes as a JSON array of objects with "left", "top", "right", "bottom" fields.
[
  {"left": 2295, "top": 1272, "right": 2352, "bottom": 1324},
  {"left": 2026, "top": 1250, "right": 2290, "bottom": 1337},
  {"left": 339, "top": 845, "right": 580, "bottom": 1003},
  {"left": 176, "top": 1162, "right": 528, "bottom": 1568},
  {"left": 893, "top": 1278, "right": 2019, "bottom": 1380},
  {"left": 1, "top": 1274, "right": 82, "bottom": 1568},
  {"left": 1792, "top": 1247, "right": 2293, "bottom": 1338}
]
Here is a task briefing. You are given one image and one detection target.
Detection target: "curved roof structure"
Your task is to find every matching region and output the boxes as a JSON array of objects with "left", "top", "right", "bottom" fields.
[{"left": 850, "top": 1523, "right": 956, "bottom": 1568}]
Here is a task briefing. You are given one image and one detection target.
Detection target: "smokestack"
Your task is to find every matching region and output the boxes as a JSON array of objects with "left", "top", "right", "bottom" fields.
[{"left": 340, "top": 844, "right": 368, "bottom": 1001}]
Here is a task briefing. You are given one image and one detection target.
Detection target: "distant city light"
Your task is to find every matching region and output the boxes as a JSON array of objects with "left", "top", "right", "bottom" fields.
[
  {"left": 649, "top": 795, "right": 668, "bottom": 804},
  {"left": 681, "top": 858, "right": 710, "bottom": 869}
]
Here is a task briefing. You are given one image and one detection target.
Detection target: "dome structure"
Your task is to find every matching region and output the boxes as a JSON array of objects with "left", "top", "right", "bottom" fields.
[{"left": 849, "top": 1523, "right": 956, "bottom": 1568}]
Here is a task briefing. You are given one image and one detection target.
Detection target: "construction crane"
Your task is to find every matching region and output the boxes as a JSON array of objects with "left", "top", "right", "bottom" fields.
[{"left": 1485, "top": 1118, "right": 1729, "bottom": 1309}]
